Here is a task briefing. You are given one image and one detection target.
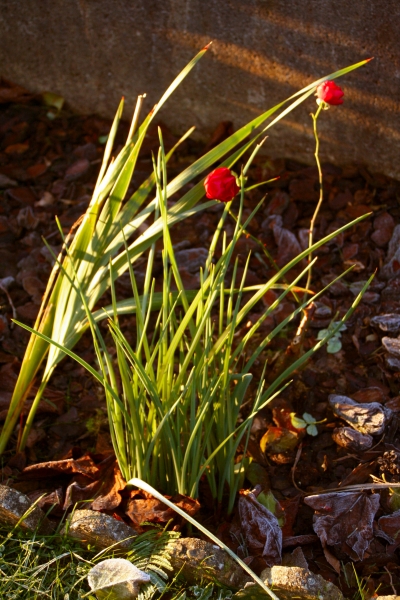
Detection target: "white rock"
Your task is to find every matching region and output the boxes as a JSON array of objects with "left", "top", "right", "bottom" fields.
[{"left": 88, "top": 558, "right": 151, "bottom": 599}]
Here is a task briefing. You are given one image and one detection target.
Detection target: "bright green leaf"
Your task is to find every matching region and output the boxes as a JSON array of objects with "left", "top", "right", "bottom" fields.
[{"left": 290, "top": 413, "right": 307, "bottom": 430}]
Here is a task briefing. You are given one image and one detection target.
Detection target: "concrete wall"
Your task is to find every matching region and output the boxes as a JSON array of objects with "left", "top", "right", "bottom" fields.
[{"left": 0, "top": 0, "right": 399, "bottom": 177}]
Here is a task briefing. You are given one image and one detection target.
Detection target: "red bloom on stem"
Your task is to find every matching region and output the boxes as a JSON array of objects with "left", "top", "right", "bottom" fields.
[
  {"left": 204, "top": 167, "right": 240, "bottom": 202},
  {"left": 316, "top": 81, "right": 344, "bottom": 105}
]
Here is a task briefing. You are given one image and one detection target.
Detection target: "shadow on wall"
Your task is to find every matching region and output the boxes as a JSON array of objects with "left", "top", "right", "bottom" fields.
[{"left": 0, "top": 0, "right": 399, "bottom": 175}]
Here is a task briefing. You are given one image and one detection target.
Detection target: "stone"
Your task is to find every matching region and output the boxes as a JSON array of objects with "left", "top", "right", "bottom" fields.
[
  {"left": 332, "top": 427, "right": 373, "bottom": 452},
  {"left": 167, "top": 537, "right": 252, "bottom": 589},
  {"left": 88, "top": 558, "right": 151, "bottom": 600},
  {"left": 329, "top": 394, "right": 392, "bottom": 435},
  {"left": 0, "top": 484, "right": 52, "bottom": 533},
  {"left": 63, "top": 509, "right": 139, "bottom": 550},
  {"left": 260, "top": 566, "right": 343, "bottom": 600}
]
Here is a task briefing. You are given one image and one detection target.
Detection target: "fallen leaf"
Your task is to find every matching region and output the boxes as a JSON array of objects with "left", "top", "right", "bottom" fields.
[
  {"left": 371, "top": 314, "right": 400, "bottom": 333},
  {"left": 280, "top": 496, "right": 300, "bottom": 538},
  {"left": 304, "top": 491, "right": 380, "bottom": 560},
  {"left": 371, "top": 211, "right": 395, "bottom": 247},
  {"left": 382, "top": 336, "right": 400, "bottom": 357},
  {"left": 63, "top": 478, "right": 100, "bottom": 510},
  {"left": 339, "top": 461, "right": 376, "bottom": 487},
  {"left": 271, "top": 215, "right": 303, "bottom": 267},
  {"left": 126, "top": 491, "right": 199, "bottom": 529},
  {"left": 282, "top": 534, "right": 319, "bottom": 548},
  {"left": 322, "top": 545, "right": 341, "bottom": 574},
  {"left": 386, "top": 397, "right": 400, "bottom": 412},
  {"left": 260, "top": 427, "right": 299, "bottom": 455},
  {"left": 64, "top": 158, "right": 90, "bottom": 181},
  {"left": 378, "top": 509, "right": 400, "bottom": 548},
  {"left": 238, "top": 487, "right": 282, "bottom": 566},
  {"left": 92, "top": 461, "right": 126, "bottom": 511},
  {"left": 272, "top": 405, "right": 305, "bottom": 433},
  {"left": 5, "top": 143, "right": 29, "bottom": 155},
  {"left": 22, "top": 454, "right": 100, "bottom": 479},
  {"left": 27, "top": 163, "right": 47, "bottom": 179},
  {"left": 266, "top": 190, "right": 290, "bottom": 216},
  {"left": 351, "top": 386, "right": 387, "bottom": 404},
  {"left": 31, "top": 487, "right": 64, "bottom": 515}
]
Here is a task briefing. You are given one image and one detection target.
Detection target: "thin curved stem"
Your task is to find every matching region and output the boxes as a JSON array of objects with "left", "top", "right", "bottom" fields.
[{"left": 305, "top": 102, "right": 324, "bottom": 294}]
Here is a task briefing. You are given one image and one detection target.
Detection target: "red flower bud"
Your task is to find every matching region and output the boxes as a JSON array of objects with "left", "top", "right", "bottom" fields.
[
  {"left": 204, "top": 167, "right": 240, "bottom": 202},
  {"left": 316, "top": 81, "right": 344, "bottom": 106}
]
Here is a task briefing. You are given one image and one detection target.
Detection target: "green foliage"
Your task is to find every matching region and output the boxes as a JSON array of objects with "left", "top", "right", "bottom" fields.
[
  {"left": 0, "top": 519, "right": 182, "bottom": 600},
  {"left": 0, "top": 45, "right": 371, "bottom": 457},
  {"left": 290, "top": 412, "right": 326, "bottom": 436},
  {"left": 317, "top": 321, "right": 347, "bottom": 353},
  {"left": 19, "top": 129, "right": 371, "bottom": 512}
]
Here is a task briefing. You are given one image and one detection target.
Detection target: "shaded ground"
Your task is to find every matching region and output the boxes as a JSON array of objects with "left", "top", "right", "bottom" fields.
[{"left": 1, "top": 79, "right": 400, "bottom": 597}]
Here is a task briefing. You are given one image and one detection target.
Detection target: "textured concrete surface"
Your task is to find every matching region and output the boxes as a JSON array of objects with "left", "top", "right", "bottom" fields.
[{"left": 0, "top": 0, "right": 399, "bottom": 177}]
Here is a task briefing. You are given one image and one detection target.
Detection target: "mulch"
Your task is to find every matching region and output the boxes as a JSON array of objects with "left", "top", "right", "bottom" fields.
[{"left": 1, "top": 76, "right": 400, "bottom": 597}]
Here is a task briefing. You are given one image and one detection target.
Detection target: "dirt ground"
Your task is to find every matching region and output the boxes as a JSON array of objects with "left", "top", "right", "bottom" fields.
[{"left": 1, "top": 78, "right": 400, "bottom": 597}]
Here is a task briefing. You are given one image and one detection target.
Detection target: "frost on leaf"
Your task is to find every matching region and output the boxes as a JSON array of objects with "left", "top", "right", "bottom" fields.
[
  {"left": 238, "top": 487, "right": 282, "bottom": 566},
  {"left": 378, "top": 509, "right": 400, "bottom": 548},
  {"left": 304, "top": 491, "right": 380, "bottom": 560}
]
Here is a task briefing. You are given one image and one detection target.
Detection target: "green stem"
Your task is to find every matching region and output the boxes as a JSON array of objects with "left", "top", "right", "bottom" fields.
[{"left": 306, "top": 102, "right": 324, "bottom": 294}]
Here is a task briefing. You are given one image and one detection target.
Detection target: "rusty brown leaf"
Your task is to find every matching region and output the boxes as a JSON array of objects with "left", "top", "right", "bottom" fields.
[
  {"left": 91, "top": 461, "right": 126, "bottom": 511},
  {"left": 22, "top": 454, "right": 100, "bottom": 479},
  {"left": 126, "top": 491, "right": 200, "bottom": 528}
]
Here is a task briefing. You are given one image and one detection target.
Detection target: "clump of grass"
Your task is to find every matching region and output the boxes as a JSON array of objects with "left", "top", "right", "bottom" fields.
[
  {"left": 0, "top": 524, "right": 93, "bottom": 599},
  {"left": 0, "top": 520, "right": 179, "bottom": 599}
]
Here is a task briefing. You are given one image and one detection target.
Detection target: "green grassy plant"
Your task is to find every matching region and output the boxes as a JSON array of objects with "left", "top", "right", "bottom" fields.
[
  {"left": 16, "top": 134, "right": 372, "bottom": 512},
  {"left": 0, "top": 44, "right": 370, "bottom": 456},
  {"left": 0, "top": 518, "right": 184, "bottom": 600}
]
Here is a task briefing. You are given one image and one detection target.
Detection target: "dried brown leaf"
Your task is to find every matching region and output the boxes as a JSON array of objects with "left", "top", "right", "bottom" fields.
[
  {"left": 22, "top": 454, "right": 100, "bottom": 479},
  {"left": 378, "top": 509, "right": 400, "bottom": 548},
  {"left": 304, "top": 491, "right": 380, "bottom": 560},
  {"left": 238, "top": 488, "right": 282, "bottom": 566}
]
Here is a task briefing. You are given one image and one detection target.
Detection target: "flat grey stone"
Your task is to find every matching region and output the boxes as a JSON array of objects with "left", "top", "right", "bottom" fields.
[
  {"left": 260, "top": 566, "right": 344, "bottom": 600},
  {"left": 88, "top": 558, "right": 151, "bottom": 599},
  {"left": 167, "top": 537, "right": 252, "bottom": 589},
  {"left": 0, "top": 484, "right": 52, "bottom": 533},
  {"left": 63, "top": 509, "right": 138, "bottom": 550}
]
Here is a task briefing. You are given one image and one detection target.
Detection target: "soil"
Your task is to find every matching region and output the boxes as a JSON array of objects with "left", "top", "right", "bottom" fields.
[{"left": 1, "top": 78, "right": 400, "bottom": 598}]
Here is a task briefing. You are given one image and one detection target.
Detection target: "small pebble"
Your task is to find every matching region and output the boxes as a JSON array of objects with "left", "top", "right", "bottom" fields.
[{"left": 332, "top": 427, "right": 373, "bottom": 452}]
